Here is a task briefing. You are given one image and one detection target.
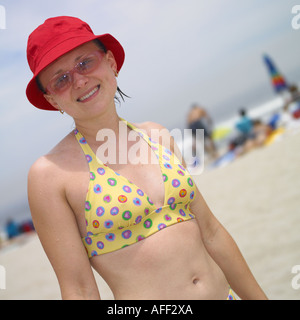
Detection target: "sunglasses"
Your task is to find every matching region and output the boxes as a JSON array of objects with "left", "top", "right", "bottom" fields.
[{"left": 46, "top": 50, "right": 104, "bottom": 94}]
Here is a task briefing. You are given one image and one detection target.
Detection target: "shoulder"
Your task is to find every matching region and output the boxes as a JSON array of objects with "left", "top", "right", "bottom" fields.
[
  {"left": 28, "top": 132, "right": 80, "bottom": 189},
  {"left": 134, "top": 120, "right": 166, "bottom": 131},
  {"left": 133, "top": 121, "right": 172, "bottom": 145},
  {"left": 28, "top": 154, "right": 61, "bottom": 185},
  {"left": 27, "top": 156, "right": 64, "bottom": 202}
]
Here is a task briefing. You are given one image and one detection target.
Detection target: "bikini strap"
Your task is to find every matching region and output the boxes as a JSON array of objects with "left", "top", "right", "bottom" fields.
[
  {"left": 119, "top": 118, "right": 163, "bottom": 155},
  {"left": 74, "top": 118, "right": 165, "bottom": 168},
  {"left": 74, "top": 129, "right": 105, "bottom": 172}
]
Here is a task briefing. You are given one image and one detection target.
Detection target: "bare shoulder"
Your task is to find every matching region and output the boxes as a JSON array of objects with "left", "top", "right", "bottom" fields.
[
  {"left": 28, "top": 131, "right": 80, "bottom": 189},
  {"left": 135, "top": 121, "right": 166, "bottom": 131},
  {"left": 28, "top": 154, "right": 62, "bottom": 189},
  {"left": 27, "top": 132, "right": 100, "bottom": 299},
  {"left": 134, "top": 121, "right": 172, "bottom": 144},
  {"left": 27, "top": 131, "right": 82, "bottom": 233}
]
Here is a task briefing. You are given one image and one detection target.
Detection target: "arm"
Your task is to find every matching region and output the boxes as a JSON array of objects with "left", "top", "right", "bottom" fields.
[
  {"left": 143, "top": 121, "right": 267, "bottom": 299},
  {"left": 190, "top": 188, "right": 268, "bottom": 300},
  {"left": 28, "top": 157, "right": 100, "bottom": 300},
  {"left": 141, "top": 121, "right": 266, "bottom": 299}
]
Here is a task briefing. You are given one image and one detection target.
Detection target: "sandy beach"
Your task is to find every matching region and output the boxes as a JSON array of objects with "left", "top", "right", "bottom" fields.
[{"left": 0, "top": 129, "right": 299, "bottom": 300}]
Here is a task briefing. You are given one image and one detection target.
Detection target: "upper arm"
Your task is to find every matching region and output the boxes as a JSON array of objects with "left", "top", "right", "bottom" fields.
[
  {"left": 189, "top": 187, "right": 222, "bottom": 244},
  {"left": 27, "top": 157, "right": 100, "bottom": 299}
]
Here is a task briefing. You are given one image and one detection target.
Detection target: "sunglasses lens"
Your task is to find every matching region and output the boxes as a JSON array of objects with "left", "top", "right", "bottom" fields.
[
  {"left": 46, "top": 51, "right": 102, "bottom": 94},
  {"left": 48, "top": 73, "right": 71, "bottom": 93},
  {"left": 77, "top": 54, "right": 99, "bottom": 74}
]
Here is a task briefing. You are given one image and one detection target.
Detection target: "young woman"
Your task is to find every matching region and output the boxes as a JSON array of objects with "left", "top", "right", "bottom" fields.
[{"left": 26, "top": 16, "right": 267, "bottom": 300}]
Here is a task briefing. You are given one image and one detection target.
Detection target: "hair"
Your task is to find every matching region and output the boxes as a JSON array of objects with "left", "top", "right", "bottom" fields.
[
  {"left": 239, "top": 108, "right": 247, "bottom": 117},
  {"left": 36, "top": 76, "right": 47, "bottom": 94},
  {"left": 35, "top": 38, "right": 130, "bottom": 104},
  {"left": 92, "top": 39, "right": 130, "bottom": 103},
  {"left": 191, "top": 103, "right": 199, "bottom": 109}
]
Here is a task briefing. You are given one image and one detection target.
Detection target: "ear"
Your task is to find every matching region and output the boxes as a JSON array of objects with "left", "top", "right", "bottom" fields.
[
  {"left": 106, "top": 50, "right": 118, "bottom": 74},
  {"left": 44, "top": 94, "right": 61, "bottom": 111}
]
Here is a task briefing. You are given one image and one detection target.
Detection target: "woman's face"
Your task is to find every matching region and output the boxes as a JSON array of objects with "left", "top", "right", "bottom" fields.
[{"left": 39, "top": 41, "right": 118, "bottom": 119}]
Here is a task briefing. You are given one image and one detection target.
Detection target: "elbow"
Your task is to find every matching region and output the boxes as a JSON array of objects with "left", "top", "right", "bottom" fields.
[{"left": 60, "top": 285, "right": 100, "bottom": 300}]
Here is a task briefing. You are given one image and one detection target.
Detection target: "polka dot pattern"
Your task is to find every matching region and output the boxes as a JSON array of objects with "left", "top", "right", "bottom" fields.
[{"left": 75, "top": 119, "right": 197, "bottom": 257}]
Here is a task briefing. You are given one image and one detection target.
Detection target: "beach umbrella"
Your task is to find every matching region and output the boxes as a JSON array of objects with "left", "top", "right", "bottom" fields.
[{"left": 263, "top": 54, "right": 288, "bottom": 93}]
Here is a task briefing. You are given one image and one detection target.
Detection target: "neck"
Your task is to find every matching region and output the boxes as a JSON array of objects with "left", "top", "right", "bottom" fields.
[
  {"left": 73, "top": 104, "right": 134, "bottom": 166},
  {"left": 74, "top": 102, "right": 122, "bottom": 142}
]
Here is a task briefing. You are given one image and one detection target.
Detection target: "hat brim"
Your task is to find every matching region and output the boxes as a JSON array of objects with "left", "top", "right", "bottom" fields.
[{"left": 26, "top": 34, "right": 125, "bottom": 111}]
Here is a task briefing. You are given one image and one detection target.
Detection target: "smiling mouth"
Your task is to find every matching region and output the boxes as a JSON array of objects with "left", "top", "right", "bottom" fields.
[{"left": 77, "top": 85, "right": 100, "bottom": 102}]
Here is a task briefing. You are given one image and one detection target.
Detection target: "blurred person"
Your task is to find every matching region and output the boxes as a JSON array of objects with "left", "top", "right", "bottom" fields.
[
  {"left": 279, "top": 104, "right": 293, "bottom": 128},
  {"left": 229, "top": 108, "right": 254, "bottom": 151},
  {"left": 20, "top": 220, "right": 35, "bottom": 233},
  {"left": 235, "top": 108, "right": 253, "bottom": 138},
  {"left": 241, "top": 120, "right": 273, "bottom": 153},
  {"left": 288, "top": 84, "right": 300, "bottom": 104},
  {"left": 187, "top": 104, "right": 217, "bottom": 159},
  {"left": 26, "top": 16, "right": 267, "bottom": 300},
  {"left": 268, "top": 113, "right": 281, "bottom": 131},
  {"left": 286, "top": 85, "right": 300, "bottom": 119},
  {"left": 5, "top": 219, "right": 19, "bottom": 239}
]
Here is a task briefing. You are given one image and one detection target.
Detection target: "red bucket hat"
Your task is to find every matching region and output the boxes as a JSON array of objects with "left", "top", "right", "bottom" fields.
[{"left": 26, "top": 16, "right": 125, "bottom": 111}]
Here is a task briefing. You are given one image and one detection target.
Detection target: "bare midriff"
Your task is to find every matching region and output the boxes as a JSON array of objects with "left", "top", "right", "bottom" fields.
[{"left": 91, "top": 219, "right": 229, "bottom": 300}]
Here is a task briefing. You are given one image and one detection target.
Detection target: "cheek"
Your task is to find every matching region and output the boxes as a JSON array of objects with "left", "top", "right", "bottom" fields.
[
  {"left": 110, "top": 76, "right": 118, "bottom": 93},
  {"left": 44, "top": 93, "right": 63, "bottom": 110},
  {"left": 52, "top": 91, "right": 77, "bottom": 113},
  {"left": 102, "top": 71, "right": 118, "bottom": 96}
]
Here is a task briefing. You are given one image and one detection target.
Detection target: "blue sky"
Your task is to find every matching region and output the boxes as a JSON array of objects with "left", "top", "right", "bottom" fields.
[{"left": 0, "top": 0, "right": 300, "bottom": 222}]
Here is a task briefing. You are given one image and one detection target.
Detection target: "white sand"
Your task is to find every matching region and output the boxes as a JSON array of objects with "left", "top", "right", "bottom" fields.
[
  {"left": 196, "top": 130, "right": 300, "bottom": 300},
  {"left": 0, "top": 233, "right": 113, "bottom": 300},
  {"left": 0, "top": 130, "right": 299, "bottom": 300}
]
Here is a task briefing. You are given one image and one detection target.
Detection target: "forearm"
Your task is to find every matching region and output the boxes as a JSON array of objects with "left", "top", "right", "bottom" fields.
[{"left": 204, "top": 223, "right": 267, "bottom": 300}]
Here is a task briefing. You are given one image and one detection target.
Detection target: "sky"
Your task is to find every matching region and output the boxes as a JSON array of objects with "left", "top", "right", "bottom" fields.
[{"left": 0, "top": 0, "right": 300, "bottom": 224}]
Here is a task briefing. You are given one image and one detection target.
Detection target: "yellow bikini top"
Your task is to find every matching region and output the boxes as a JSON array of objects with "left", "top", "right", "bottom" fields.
[{"left": 74, "top": 119, "right": 196, "bottom": 258}]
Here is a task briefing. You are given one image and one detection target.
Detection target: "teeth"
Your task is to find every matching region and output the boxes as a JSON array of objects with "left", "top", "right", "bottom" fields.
[{"left": 78, "top": 86, "right": 99, "bottom": 101}]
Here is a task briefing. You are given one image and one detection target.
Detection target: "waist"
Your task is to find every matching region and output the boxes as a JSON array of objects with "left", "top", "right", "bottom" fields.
[
  {"left": 82, "top": 203, "right": 195, "bottom": 257},
  {"left": 91, "top": 219, "right": 229, "bottom": 299}
]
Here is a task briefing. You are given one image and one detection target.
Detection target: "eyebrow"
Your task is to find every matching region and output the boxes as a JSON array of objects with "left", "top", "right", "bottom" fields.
[{"left": 53, "top": 54, "right": 85, "bottom": 76}]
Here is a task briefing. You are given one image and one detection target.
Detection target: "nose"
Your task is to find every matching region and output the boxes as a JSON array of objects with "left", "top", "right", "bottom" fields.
[{"left": 72, "top": 71, "right": 89, "bottom": 89}]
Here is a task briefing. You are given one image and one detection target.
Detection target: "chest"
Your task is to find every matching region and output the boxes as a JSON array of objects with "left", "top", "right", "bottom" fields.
[
  {"left": 67, "top": 128, "right": 195, "bottom": 238},
  {"left": 65, "top": 151, "right": 166, "bottom": 237}
]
